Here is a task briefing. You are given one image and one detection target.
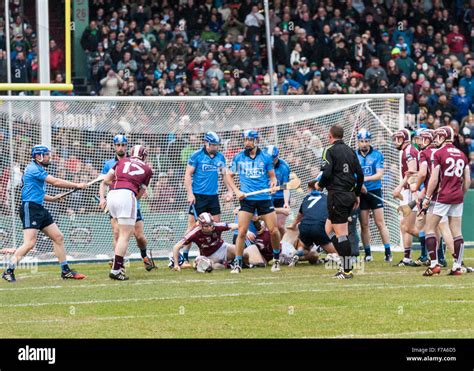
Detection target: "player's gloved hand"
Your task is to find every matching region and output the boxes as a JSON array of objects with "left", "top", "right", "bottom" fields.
[
  {"left": 224, "top": 191, "right": 233, "bottom": 202},
  {"left": 187, "top": 193, "right": 196, "bottom": 205},
  {"left": 269, "top": 180, "right": 278, "bottom": 194}
]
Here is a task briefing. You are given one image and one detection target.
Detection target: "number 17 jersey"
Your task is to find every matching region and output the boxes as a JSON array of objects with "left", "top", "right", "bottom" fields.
[{"left": 110, "top": 157, "right": 153, "bottom": 196}]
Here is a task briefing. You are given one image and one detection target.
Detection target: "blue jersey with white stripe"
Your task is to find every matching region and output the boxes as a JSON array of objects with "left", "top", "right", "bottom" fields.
[
  {"left": 299, "top": 191, "right": 328, "bottom": 228},
  {"left": 21, "top": 161, "right": 49, "bottom": 205},
  {"left": 273, "top": 158, "right": 290, "bottom": 200},
  {"left": 101, "top": 157, "right": 141, "bottom": 209},
  {"left": 356, "top": 147, "right": 384, "bottom": 191},
  {"left": 187, "top": 147, "right": 226, "bottom": 196},
  {"left": 231, "top": 148, "right": 274, "bottom": 201}
]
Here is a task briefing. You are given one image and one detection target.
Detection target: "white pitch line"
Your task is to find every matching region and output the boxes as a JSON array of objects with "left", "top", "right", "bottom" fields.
[
  {"left": 0, "top": 269, "right": 425, "bottom": 293},
  {"left": 1, "top": 282, "right": 473, "bottom": 309},
  {"left": 330, "top": 328, "right": 472, "bottom": 339}
]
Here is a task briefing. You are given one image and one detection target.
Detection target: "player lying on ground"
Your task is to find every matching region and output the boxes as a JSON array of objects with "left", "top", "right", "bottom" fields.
[
  {"left": 2, "top": 145, "right": 88, "bottom": 282},
  {"left": 103, "top": 145, "right": 153, "bottom": 281},
  {"left": 287, "top": 180, "right": 340, "bottom": 268},
  {"left": 421, "top": 126, "right": 471, "bottom": 276},
  {"left": 225, "top": 129, "right": 282, "bottom": 274},
  {"left": 172, "top": 212, "right": 238, "bottom": 271},
  {"left": 182, "top": 131, "right": 233, "bottom": 268},
  {"left": 99, "top": 134, "right": 155, "bottom": 271},
  {"left": 278, "top": 227, "right": 323, "bottom": 265}
]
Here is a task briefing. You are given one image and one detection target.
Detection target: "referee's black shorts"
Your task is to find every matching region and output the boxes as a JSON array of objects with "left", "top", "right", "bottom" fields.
[
  {"left": 360, "top": 188, "right": 384, "bottom": 210},
  {"left": 327, "top": 191, "right": 357, "bottom": 224}
]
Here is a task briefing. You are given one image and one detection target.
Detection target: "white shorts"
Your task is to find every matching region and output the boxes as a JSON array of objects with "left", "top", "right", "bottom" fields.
[
  {"left": 429, "top": 201, "right": 463, "bottom": 218},
  {"left": 199, "top": 242, "right": 228, "bottom": 263},
  {"left": 400, "top": 188, "right": 418, "bottom": 212},
  {"left": 107, "top": 189, "right": 137, "bottom": 225}
]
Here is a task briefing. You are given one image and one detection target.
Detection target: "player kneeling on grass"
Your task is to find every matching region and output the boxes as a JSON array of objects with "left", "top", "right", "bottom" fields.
[
  {"left": 287, "top": 180, "right": 340, "bottom": 269},
  {"left": 2, "top": 145, "right": 88, "bottom": 282},
  {"left": 103, "top": 145, "right": 153, "bottom": 281},
  {"left": 171, "top": 212, "right": 238, "bottom": 272},
  {"left": 420, "top": 126, "right": 470, "bottom": 276}
]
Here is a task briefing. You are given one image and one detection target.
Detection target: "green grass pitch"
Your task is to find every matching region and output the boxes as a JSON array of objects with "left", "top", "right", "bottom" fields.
[{"left": 1, "top": 251, "right": 473, "bottom": 338}]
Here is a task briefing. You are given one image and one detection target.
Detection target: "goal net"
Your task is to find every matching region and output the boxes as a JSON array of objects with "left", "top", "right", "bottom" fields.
[{"left": 0, "top": 95, "right": 404, "bottom": 263}]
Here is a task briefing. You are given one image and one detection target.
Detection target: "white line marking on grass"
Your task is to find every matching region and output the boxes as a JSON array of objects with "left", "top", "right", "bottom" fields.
[
  {"left": 330, "top": 329, "right": 472, "bottom": 339},
  {"left": 0, "top": 270, "right": 420, "bottom": 293},
  {"left": 1, "top": 282, "right": 473, "bottom": 309}
]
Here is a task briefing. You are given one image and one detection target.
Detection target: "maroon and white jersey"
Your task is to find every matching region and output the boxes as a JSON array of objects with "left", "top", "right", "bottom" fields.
[
  {"left": 110, "top": 157, "right": 153, "bottom": 196},
  {"left": 181, "top": 223, "right": 231, "bottom": 257},
  {"left": 419, "top": 146, "right": 436, "bottom": 189},
  {"left": 432, "top": 144, "right": 468, "bottom": 204},
  {"left": 401, "top": 144, "right": 419, "bottom": 189},
  {"left": 254, "top": 229, "right": 273, "bottom": 262}
]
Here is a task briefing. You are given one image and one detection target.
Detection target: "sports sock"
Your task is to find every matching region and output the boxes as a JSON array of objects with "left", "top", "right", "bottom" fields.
[
  {"left": 364, "top": 245, "right": 371, "bottom": 256},
  {"left": 453, "top": 236, "right": 464, "bottom": 269},
  {"left": 404, "top": 247, "right": 412, "bottom": 260},
  {"left": 384, "top": 243, "right": 391, "bottom": 255},
  {"left": 437, "top": 238, "right": 446, "bottom": 262},
  {"left": 338, "top": 235, "right": 352, "bottom": 273},
  {"left": 7, "top": 261, "right": 16, "bottom": 271},
  {"left": 419, "top": 231, "right": 427, "bottom": 258},
  {"left": 425, "top": 234, "right": 438, "bottom": 268},
  {"left": 140, "top": 248, "right": 147, "bottom": 259},
  {"left": 112, "top": 255, "right": 124, "bottom": 273},
  {"left": 182, "top": 249, "right": 189, "bottom": 261},
  {"left": 60, "top": 261, "right": 70, "bottom": 272},
  {"left": 273, "top": 249, "right": 281, "bottom": 261},
  {"left": 234, "top": 256, "right": 243, "bottom": 268}
]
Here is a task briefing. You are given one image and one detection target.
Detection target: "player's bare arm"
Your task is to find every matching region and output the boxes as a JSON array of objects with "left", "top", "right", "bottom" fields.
[
  {"left": 184, "top": 164, "right": 196, "bottom": 204},
  {"left": 45, "top": 175, "right": 87, "bottom": 190}
]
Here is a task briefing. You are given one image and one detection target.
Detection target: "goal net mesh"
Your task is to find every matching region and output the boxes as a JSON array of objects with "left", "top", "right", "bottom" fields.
[{"left": 0, "top": 96, "right": 403, "bottom": 262}]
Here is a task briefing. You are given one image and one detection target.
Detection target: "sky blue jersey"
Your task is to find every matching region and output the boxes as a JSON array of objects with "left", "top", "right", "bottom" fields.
[
  {"left": 272, "top": 158, "right": 290, "bottom": 200},
  {"left": 356, "top": 147, "right": 384, "bottom": 191},
  {"left": 231, "top": 148, "right": 274, "bottom": 201},
  {"left": 188, "top": 147, "right": 226, "bottom": 196},
  {"left": 21, "top": 161, "right": 49, "bottom": 205}
]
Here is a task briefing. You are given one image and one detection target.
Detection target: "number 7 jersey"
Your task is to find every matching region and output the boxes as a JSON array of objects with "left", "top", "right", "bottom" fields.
[
  {"left": 110, "top": 157, "right": 153, "bottom": 196},
  {"left": 432, "top": 143, "right": 468, "bottom": 204}
]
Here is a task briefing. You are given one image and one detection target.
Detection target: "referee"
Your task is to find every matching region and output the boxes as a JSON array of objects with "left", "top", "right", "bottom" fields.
[{"left": 316, "top": 125, "right": 364, "bottom": 279}]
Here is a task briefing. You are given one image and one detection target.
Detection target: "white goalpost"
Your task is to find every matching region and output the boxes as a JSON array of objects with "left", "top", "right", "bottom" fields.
[{"left": 0, "top": 94, "right": 405, "bottom": 262}]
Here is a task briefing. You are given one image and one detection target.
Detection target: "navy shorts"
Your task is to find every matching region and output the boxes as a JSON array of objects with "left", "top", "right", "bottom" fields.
[
  {"left": 20, "top": 202, "right": 54, "bottom": 230},
  {"left": 272, "top": 198, "right": 285, "bottom": 208},
  {"left": 239, "top": 199, "right": 275, "bottom": 216},
  {"left": 360, "top": 189, "right": 384, "bottom": 210},
  {"left": 298, "top": 223, "right": 330, "bottom": 247},
  {"left": 189, "top": 194, "right": 221, "bottom": 217}
]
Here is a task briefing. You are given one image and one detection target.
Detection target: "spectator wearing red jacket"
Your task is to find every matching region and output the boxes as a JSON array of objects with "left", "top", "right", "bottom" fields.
[{"left": 49, "top": 39, "right": 64, "bottom": 74}]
